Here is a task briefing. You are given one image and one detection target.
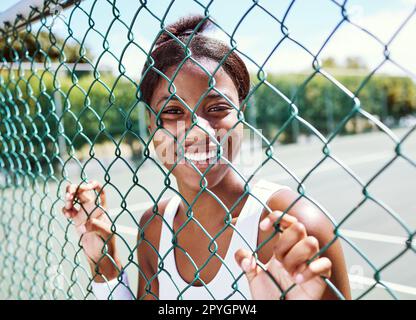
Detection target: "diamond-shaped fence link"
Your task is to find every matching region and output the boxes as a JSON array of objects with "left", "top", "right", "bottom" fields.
[{"left": 0, "top": 0, "right": 415, "bottom": 300}]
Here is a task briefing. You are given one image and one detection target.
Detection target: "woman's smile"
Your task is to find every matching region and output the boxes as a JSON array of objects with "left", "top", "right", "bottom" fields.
[{"left": 176, "top": 143, "right": 220, "bottom": 172}]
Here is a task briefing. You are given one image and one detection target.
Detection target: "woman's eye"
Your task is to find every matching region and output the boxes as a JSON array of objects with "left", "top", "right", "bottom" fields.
[{"left": 208, "top": 105, "right": 230, "bottom": 112}]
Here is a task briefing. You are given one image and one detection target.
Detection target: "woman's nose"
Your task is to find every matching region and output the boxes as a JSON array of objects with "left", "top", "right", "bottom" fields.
[{"left": 184, "top": 115, "right": 216, "bottom": 147}]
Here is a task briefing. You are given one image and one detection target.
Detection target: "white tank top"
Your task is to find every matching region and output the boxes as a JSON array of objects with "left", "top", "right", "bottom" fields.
[{"left": 157, "top": 180, "right": 290, "bottom": 300}]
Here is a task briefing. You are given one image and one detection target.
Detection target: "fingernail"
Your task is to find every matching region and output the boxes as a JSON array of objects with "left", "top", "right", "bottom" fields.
[
  {"left": 295, "top": 273, "right": 304, "bottom": 284},
  {"left": 241, "top": 258, "right": 252, "bottom": 273},
  {"left": 65, "top": 201, "right": 71, "bottom": 209},
  {"left": 260, "top": 217, "right": 271, "bottom": 231},
  {"left": 79, "top": 224, "right": 86, "bottom": 235},
  {"left": 65, "top": 193, "right": 71, "bottom": 200},
  {"left": 251, "top": 257, "right": 257, "bottom": 269}
]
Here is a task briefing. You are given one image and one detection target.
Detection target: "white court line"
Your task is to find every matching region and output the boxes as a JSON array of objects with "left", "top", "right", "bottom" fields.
[
  {"left": 109, "top": 152, "right": 408, "bottom": 255},
  {"left": 115, "top": 224, "right": 139, "bottom": 236},
  {"left": 114, "top": 223, "right": 408, "bottom": 246},
  {"left": 113, "top": 224, "right": 416, "bottom": 297},
  {"left": 107, "top": 151, "right": 390, "bottom": 217},
  {"left": 339, "top": 229, "right": 408, "bottom": 245},
  {"left": 109, "top": 201, "right": 156, "bottom": 217},
  {"left": 111, "top": 214, "right": 409, "bottom": 248},
  {"left": 348, "top": 274, "right": 416, "bottom": 296},
  {"left": 269, "top": 152, "right": 390, "bottom": 182},
  {"left": 108, "top": 152, "right": 415, "bottom": 296}
]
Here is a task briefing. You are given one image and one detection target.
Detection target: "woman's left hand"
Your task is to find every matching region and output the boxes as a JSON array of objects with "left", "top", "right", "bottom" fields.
[{"left": 235, "top": 212, "right": 332, "bottom": 300}]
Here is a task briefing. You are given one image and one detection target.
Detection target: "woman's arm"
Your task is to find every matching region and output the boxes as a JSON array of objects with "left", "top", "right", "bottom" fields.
[
  {"left": 63, "top": 180, "right": 136, "bottom": 299},
  {"left": 137, "top": 204, "right": 168, "bottom": 300},
  {"left": 267, "top": 189, "right": 351, "bottom": 299},
  {"left": 62, "top": 180, "right": 123, "bottom": 282}
]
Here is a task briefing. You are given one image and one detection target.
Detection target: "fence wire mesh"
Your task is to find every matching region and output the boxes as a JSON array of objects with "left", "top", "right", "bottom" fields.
[{"left": 0, "top": 0, "right": 415, "bottom": 300}]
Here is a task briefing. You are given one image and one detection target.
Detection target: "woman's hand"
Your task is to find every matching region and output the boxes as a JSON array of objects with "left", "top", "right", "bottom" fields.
[
  {"left": 62, "top": 180, "right": 122, "bottom": 282},
  {"left": 235, "top": 212, "right": 332, "bottom": 300}
]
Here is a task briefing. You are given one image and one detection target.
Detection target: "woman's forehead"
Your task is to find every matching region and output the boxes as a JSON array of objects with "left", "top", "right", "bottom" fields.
[{"left": 151, "top": 59, "right": 239, "bottom": 105}]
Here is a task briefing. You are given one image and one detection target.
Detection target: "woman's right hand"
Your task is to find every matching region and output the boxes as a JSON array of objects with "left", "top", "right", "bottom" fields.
[
  {"left": 235, "top": 212, "right": 331, "bottom": 300},
  {"left": 62, "top": 180, "right": 122, "bottom": 282}
]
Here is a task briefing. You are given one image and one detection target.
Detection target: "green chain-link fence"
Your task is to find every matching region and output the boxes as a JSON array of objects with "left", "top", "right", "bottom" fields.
[{"left": 0, "top": 0, "right": 415, "bottom": 300}]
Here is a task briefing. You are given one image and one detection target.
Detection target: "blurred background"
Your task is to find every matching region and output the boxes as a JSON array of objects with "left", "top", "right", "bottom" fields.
[{"left": 0, "top": 0, "right": 415, "bottom": 300}]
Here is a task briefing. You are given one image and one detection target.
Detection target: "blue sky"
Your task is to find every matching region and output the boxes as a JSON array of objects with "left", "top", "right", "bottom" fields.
[{"left": 1, "top": 0, "right": 415, "bottom": 77}]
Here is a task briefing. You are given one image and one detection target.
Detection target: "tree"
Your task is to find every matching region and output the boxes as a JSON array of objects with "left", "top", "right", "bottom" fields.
[
  {"left": 321, "top": 56, "right": 368, "bottom": 70},
  {"left": 321, "top": 57, "right": 338, "bottom": 68},
  {"left": 0, "top": 30, "right": 93, "bottom": 63},
  {"left": 345, "top": 56, "right": 367, "bottom": 70}
]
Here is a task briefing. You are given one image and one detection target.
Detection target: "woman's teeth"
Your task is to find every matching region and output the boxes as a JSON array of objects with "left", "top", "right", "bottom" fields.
[{"left": 185, "top": 150, "right": 217, "bottom": 162}]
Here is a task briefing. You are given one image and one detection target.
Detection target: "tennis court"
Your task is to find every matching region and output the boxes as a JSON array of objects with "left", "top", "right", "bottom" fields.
[{"left": 0, "top": 0, "right": 415, "bottom": 300}]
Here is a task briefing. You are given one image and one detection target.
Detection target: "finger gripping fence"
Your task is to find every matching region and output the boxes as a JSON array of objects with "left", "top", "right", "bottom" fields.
[{"left": 0, "top": 0, "right": 415, "bottom": 300}]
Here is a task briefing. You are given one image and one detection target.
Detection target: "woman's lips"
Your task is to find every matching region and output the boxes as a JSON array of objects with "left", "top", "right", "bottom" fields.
[
  {"left": 184, "top": 149, "right": 216, "bottom": 162},
  {"left": 185, "top": 149, "right": 218, "bottom": 169},
  {"left": 175, "top": 146, "right": 220, "bottom": 171}
]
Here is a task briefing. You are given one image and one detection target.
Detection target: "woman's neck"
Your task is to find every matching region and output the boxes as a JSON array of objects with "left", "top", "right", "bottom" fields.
[{"left": 175, "top": 170, "right": 249, "bottom": 228}]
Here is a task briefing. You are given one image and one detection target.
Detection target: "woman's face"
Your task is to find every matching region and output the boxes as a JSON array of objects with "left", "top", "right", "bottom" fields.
[{"left": 148, "top": 58, "right": 244, "bottom": 191}]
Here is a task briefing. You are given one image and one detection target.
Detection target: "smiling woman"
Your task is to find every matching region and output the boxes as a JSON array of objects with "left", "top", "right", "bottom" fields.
[
  {"left": 148, "top": 59, "right": 243, "bottom": 182},
  {"left": 62, "top": 14, "right": 351, "bottom": 300}
]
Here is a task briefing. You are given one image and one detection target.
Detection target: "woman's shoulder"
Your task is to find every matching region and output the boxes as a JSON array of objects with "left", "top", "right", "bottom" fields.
[
  {"left": 266, "top": 186, "right": 330, "bottom": 232},
  {"left": 258, "top": 181, "right": 335, "bottom": 249},
  {"left": 257, "top": 181, "right": 335, "bottom": 262}
]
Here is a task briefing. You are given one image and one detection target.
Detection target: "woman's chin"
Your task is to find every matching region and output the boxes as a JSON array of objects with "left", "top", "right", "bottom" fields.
[{"left": 174, "top": 160, "right": 230, "bottom": 187}]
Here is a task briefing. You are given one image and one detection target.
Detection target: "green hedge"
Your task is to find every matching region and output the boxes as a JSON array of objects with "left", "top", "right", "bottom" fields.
[
  {"left": 250, "top": 73, "right": 416, "bottom": 143},
  {"left": 1, "top": 70, "right": 414, "bottom": 174},
  {"left": 0, "top": 71, "right": 143, "bottom": 173}
]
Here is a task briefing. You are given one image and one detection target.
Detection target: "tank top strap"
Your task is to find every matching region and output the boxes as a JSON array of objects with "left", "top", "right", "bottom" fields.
[
  {"left": 228, "top": 179, "right": 291, "bottom": 252},
  {"left": 159, "top": 181, "right": 290, "bottom": 256},
  {"left": 158, "top": 195, "right": 181, "bottom": 262}
]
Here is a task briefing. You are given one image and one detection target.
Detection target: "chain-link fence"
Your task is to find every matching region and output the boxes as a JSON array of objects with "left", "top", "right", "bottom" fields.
[{"left": 0, "top": 0, "right": 415, "bottom": 300}]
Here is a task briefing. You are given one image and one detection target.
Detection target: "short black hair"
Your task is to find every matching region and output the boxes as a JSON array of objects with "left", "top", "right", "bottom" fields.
[{"left": 139, "top": 14, "right": 250, "bottom": 108}]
